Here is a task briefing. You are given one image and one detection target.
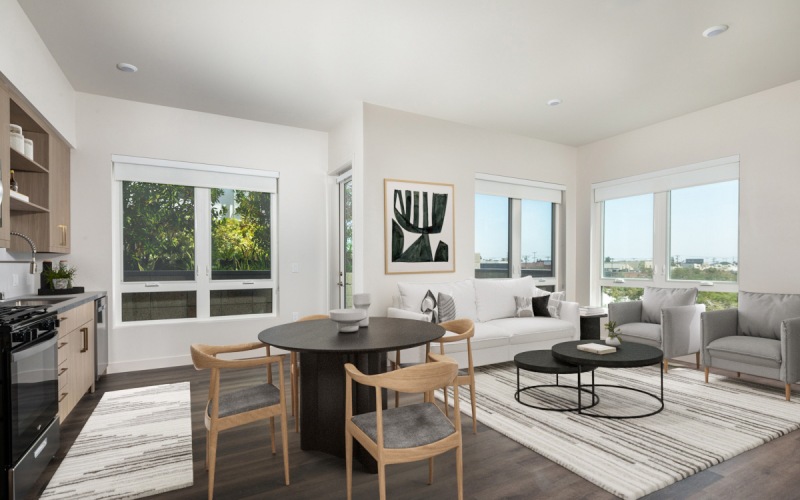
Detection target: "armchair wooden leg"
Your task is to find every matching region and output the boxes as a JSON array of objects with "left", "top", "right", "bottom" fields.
[
  {"left": 281, "top": 411, "right": 290, "bottom": 485},
  {"left": 663, "top": 359, "right": 669, "bottom": 373},
  {"left": 469, "top": 379, "right": 477, "bottom": 434},
  {"left": 456, "top": 444, "right": 464, "bottom": 500},
  {"left": 428, "top": 456, "right": 434, "bottom": 485},
  {"left": 695, "top": 352, "right": 700, "bottom": 370},
  {"left": 345, "top": 430, "right": 353, "bottom": 500},
  {"left": 378, "top": 463, "right": 387, "bottom": 500},
  {"left": 269, "top": 416, "right": 276, "bottom": 455},
  {"left": 207, "top": 428, "right": 219, "bottom": 500},
  {"left": 704, "top": 367, "right": 709, "bottom": 383},
  {"left": 787, "top": 384, "right": 792, "bottom": 401}
]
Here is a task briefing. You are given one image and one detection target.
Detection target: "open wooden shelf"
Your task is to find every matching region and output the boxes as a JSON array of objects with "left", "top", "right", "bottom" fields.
[
  {"left": 10, "top": 148, "right": 48, "bottom": 173},
  {"left": 10, "top": 195, "right": 49, "bottom": 213}
]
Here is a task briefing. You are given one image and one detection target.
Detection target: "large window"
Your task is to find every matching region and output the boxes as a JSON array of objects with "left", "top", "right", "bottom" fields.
[
  {"left": 474, "top": 175, "right": 563, "bottom": 288},
  {"left": 594, "top": 157, "right": 739, "bottom": 311},
  {"left": 114, "top": 156, "right": 277, "bottom": 322}
]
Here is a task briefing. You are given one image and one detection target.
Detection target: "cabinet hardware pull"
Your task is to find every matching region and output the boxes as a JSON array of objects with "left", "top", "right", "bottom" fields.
[
  {"left": 59, "top": 317, "right": 68, "bottom": 322},
  {"left": 58, "top": 224, "right": 67, "bottom": 246},
  {"left": 58, "top": 342, "right": 68, "bottom": 349},
  {"left": 59, "top": 367, "right": 68, "bottom": 376},
  {"left": 59, "top": 393, "right": 68, "bottom": 403},
  {"left": 80, "top": 327, "right": 89, "bottom": 353}
]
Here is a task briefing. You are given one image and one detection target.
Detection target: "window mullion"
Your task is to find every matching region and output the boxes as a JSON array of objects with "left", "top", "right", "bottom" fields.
[
  {"left": 652, "top": 191, "right": 668, "bottom": 287},
  {"left": 195, "top": 188, "right": 211, "bottom": 318},
  {"left": 510, "top": 198, "right": 521, "bottom": 277}
]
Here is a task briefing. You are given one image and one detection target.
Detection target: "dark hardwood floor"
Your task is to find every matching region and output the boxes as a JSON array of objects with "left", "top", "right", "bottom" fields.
[{"left": 29, "top": 362, "right": 800, "bottom": 499}]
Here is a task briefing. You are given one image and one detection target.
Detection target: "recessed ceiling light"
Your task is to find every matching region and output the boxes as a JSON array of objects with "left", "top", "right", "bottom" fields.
[
  {"left": 702, "top": 25, "right": 729, "bottom": 38},
  {"left": 116, "top": 62, "right": 138, "bottom": 73},
  {"left": 547, "top": 98, "right": 562, "bottom": 107}
]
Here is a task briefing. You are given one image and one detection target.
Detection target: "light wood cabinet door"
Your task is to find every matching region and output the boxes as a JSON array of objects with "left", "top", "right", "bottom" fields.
[{"left": 48, "top": 136, "right": 70, "bottom": 252}]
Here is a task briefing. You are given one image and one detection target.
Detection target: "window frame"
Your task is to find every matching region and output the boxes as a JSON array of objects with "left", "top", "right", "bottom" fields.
[
  {"left": 591, "top": 157, "right": 739, "bottom": 306},
  {"left": 474, "top": 174, "right": 564, "bottom": 289},
  {"left": 112, "top": 156, "right": 279, "bottom": 324}
]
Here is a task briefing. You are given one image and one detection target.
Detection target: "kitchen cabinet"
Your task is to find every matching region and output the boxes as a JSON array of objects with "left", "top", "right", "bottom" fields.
[
  {"left": 57, "top": 302, "right": 95, "bottom": 421},
  {"left": 1, "top": 74, "right": 71, "bottom": 253}
]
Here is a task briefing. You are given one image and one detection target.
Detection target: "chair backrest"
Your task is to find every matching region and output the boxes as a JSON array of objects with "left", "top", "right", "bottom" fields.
[
  {"left": 347, "top": 356, "right": 458, "bottom": 395},
  {"left": 298, "top": 314, "right": 329, "bottom": 321},
  {"left": 738, "top": 291, "right": 800, "bottom": 340},
  {"left": 641, "top": 286, "right": 698, "bottom": 324},
  {"left": 437, "top": 319, "right": 474, "bottom": 345}
]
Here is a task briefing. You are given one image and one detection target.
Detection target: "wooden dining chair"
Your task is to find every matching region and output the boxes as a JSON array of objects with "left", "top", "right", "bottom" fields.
[
  {"left": 345, "top": 353, "right": 463, "bottom": 500},
  {"left": 293, "top": 314, "right": 329, "bottom": 432},
  {"left": 436, "top": 319, "right": 477, "bottom": 434},
  {"left": 190, "top": 342, "right": 290, "bottom": 500}
]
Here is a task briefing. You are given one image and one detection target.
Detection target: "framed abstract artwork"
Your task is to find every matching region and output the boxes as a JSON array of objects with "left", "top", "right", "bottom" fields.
[{"left": 384, "top": 179, "right": 455, "bottom": 274}]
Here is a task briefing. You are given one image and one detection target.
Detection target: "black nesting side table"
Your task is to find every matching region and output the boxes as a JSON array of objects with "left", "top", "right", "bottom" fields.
[
  {"left": 579, "top": 311, "right": 607, "bottom": 340},
  {"left": 513, "top": 350, "right": 598, "bottom": 411}
]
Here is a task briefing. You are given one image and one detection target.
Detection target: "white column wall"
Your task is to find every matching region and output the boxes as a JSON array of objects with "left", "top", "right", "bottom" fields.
[
  {"left": 360, "top": 104, "right": 578, "bottom": 315},
  {"left": 0, "top": 0, "right": 76, "bottom": 145},
  {"left": 73, "top": 92, "right": 328, "bottom": 372},
  {"left": 576, "top": 79, "right": 800, "bottom": 303}
]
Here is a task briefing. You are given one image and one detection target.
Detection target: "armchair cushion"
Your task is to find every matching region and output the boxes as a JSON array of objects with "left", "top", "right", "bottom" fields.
[
  {"left": 210, "top": 384, "right": 281, "bottom": 418},
  {"left": 351, "top": 402, "right": 455, "bottom": 449},
  {"left": 617, "top": 322, "right": 662, "bottom": 343},
  {"left": 738, "top": 291, "right": 800, "bottom": 340},
  {"left": 706, "top": 336, "right": 782, "bottom": 369},
  {"left": 641, "top": 287, "right": 698, "bottom": 324}
]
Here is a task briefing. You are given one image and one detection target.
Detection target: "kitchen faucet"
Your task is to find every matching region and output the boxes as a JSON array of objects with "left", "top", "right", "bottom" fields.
[{"left": 10, "top": 232, "right": 37, "bottom": 274}]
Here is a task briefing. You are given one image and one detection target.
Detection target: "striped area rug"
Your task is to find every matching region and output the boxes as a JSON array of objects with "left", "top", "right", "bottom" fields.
[
  {"left": 440, "top": 363, "right": 800, "bottom": 499},
  {"left": 41, "top": 382, "right": 193, "bottom": 500}
]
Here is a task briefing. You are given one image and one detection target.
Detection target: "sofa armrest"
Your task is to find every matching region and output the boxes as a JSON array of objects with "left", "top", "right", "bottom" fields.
[
  {"left": 608, "top": 301, "right": 642, "bottom": 326},
  {"left": 701, "top": 308, "right": 738, "bottom": 365},
  {"left": 387, "top": 307, "right": 428, "bottom": 321},
  {"left": 661, "top": 304, "right": 705, "bottom": 359},
  {"left": 781, "top": 317, "right": 800, "bottom": 384},
  {"left": 558, "top": 301, "right": 580, "bottom": 339}
]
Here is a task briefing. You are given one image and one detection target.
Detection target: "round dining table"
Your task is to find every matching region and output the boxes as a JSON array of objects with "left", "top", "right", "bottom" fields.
[{"left": 258, "top": 316, "right": 444, "bottom": 472}]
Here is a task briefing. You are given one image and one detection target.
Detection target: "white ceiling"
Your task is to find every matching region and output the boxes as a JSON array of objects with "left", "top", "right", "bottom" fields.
[{"left": 18, "top": 0, "right": 800, "bottom": 146}]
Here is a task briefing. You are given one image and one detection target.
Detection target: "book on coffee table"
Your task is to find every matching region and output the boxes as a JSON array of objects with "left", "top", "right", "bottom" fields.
[{"left": 577, "top": 343, "right": 617, "bottom": 355}]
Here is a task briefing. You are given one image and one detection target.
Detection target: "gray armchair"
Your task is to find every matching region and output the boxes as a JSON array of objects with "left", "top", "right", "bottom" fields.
[
  {"left": 702, "top": 291, "right": 800, "bottom": 401},
  {"left": 608, "top": 287, "right": 705, "bottom": 372}
]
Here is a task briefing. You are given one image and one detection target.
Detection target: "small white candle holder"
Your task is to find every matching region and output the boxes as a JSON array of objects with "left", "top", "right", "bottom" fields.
[{"left": 352, "top": 293, "right": 371, "bottom": 327}]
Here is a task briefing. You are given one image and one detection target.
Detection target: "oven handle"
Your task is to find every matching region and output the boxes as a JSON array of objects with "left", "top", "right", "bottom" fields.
[{"left": 11, "top": 332, "right": 58, "bottom": 363}]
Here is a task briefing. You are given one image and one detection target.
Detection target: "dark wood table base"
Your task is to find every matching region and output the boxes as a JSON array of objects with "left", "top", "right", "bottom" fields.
[{"left": 299, "top": 351, "right": 387, "bottom": 473}]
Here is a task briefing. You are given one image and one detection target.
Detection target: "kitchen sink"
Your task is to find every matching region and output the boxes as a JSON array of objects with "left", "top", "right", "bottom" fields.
[{"left": 3, "top": 297, "right": 70, "bottom": 307}]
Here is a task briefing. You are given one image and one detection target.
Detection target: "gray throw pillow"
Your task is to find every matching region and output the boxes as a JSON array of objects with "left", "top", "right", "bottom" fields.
[
  {"left": 438, "top": 292, "right": 456, "bottom": 323},
  {"left": 514, "top": 296, "right": 533, "bottom": 318},
  {"left": 531, "top": 295, "right": 551, "bottom": 317},
  {"left": 641, "top": 287, "right": 698, "bottom": 324}
]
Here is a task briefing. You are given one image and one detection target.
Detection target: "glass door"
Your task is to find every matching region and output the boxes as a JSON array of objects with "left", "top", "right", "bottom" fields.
[{"left": 339, "top": 177, "right": 353, "bottom": 308}]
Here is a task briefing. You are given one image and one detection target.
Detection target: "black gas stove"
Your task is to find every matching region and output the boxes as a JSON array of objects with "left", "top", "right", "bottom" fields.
[
  {"left": 1, "top": 304, "right": 60, "bottom": 499},
  {"left": 0, "top": 306, "right": 58, "bottom": 349}
]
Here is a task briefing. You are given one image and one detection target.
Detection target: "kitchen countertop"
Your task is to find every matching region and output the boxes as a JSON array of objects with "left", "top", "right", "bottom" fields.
[{"left": 6, "top": 291, "right": 107, "bottom": 313}]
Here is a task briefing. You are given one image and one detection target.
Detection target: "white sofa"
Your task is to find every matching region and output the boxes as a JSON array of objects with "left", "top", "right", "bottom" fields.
[{"left": 387, "top": 276, "right": 579, "bottom": 368}]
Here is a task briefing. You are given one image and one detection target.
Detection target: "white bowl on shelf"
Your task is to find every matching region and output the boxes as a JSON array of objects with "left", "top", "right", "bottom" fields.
[{"left": 329, "top": 308, "right": 367, "bottom": 333}]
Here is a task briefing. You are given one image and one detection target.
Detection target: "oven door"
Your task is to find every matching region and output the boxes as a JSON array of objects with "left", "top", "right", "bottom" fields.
[{"left": 9, "top": 332, "right": 58, "bottom": 465}]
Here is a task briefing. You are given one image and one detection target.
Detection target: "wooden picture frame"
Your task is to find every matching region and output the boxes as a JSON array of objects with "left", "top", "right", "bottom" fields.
[{"left": 384, "top": 179, "right": 455, "bottom": 274}]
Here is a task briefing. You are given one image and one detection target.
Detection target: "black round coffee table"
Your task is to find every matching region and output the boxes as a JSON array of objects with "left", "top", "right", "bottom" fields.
[
  {"left": 513, "top": 350, "right": 599, "bottom": 411},
  {"left": 551, "top": 340, "right": 664, "bottom": 419}
]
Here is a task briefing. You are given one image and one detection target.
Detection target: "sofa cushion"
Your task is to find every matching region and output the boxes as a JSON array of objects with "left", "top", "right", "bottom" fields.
[
  {"left": 474, "top": 277, "right": 535, "bottom": 322},
  {"left": 641, "top": 287, "right": 697, "bottom": 324},
  {"left": 738, "top": 291, "right": 800, "bottom": 340},
  {"left": 707, "top": 335, "right": 782, "bottom": 369},
  {"left": 397, "top": 280, "right": 477, "bottom": 321},
  {"left": 547, "top": 291, "right": 565, "bottom": 318},
  {"left": 438, "top": 292, "right": 456, "bottom": 322},
  {"left": 617, "top": 322, "right": 662, "bottom": 343},
  {"left": 438, "top": 322, "right": 510, "bottom": 354},
  {"left": 487, "top": 317, "right": 574, "bottom": 345}
]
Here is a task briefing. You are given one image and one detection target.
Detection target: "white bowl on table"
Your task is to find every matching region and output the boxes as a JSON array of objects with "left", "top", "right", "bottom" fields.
[{"left": 329, "top": 308, "right": 367, "bottom": 333}]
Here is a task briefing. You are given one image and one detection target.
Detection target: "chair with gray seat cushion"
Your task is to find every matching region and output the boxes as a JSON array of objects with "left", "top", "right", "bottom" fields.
[
  {"left": 345, "top": 353, "right": 463, "bottom": 500},
  {"left": 608, "top": 287, "right": 705, "bottom": 372},
  {"left": 702, "top": 291, "right": 800, "bottom": 401}
]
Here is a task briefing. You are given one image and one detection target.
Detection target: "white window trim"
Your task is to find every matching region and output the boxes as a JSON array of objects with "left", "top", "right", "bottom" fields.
[
  {"left": 475, "top": 174, "right": 564, "bottom": 289},
  {"left": 111, "top": 156, "right": 279, "bottom": 325},
  {"left": 590, "top": 156, "right": 740, "bottom": 306}
]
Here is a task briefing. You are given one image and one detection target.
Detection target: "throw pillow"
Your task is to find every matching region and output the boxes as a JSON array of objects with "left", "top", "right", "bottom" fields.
[
  {"left": 547, "top": 291, "right": 565, "bottom": 318},
  {"left": 513, "top": 296, "right": 533, "bottom": 318},
  {"left": 438, "top": 292, "right": 456, "bottom": 322},
  {"left": 641, "top": 287, "right": 698, "bottom": 324},
  {"left": 420, "top": 289, "right": 438, "bottom": 323},
  {"left": 531, "top": 295, "right": 551, "bottom": 317}
]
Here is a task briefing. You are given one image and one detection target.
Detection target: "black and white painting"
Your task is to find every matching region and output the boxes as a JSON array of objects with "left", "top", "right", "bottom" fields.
[{"left": 384, "top": 179, "right": 455, "bottom": 274}]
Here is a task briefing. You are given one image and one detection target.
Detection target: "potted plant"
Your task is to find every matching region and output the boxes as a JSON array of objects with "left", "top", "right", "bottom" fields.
[
  {"left": 605, "top": 320, "right": 622, "bottom": 346},
  {"left": 44, "top": 265, "right": 77, "bottom": 290}
]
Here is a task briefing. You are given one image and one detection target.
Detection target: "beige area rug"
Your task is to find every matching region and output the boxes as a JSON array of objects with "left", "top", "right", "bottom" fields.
[
  {"left": 41, "top": 382, "right": 193, "bottom": 500},
  {"left": 438, "top": 363, "right": 800, "bottom": 499}
]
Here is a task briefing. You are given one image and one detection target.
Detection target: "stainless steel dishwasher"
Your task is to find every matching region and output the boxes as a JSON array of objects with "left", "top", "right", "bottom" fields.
[{"left": 95, "top": 295, "right": 108, "bottom": 380}]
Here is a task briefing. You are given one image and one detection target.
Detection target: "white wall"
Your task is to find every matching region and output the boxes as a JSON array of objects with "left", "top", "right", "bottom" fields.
[
  {"left": 576, "top": 79, "right": 800, "bottom": 303},
  {"left": 360, "top": 104, "right": 578, "bottom": 314},
  {"left": 0, "top": 0, "right": 76, "bottom": 145},
  {"left": 73, "top": 92, "right": 328, "bottom": 372}
]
